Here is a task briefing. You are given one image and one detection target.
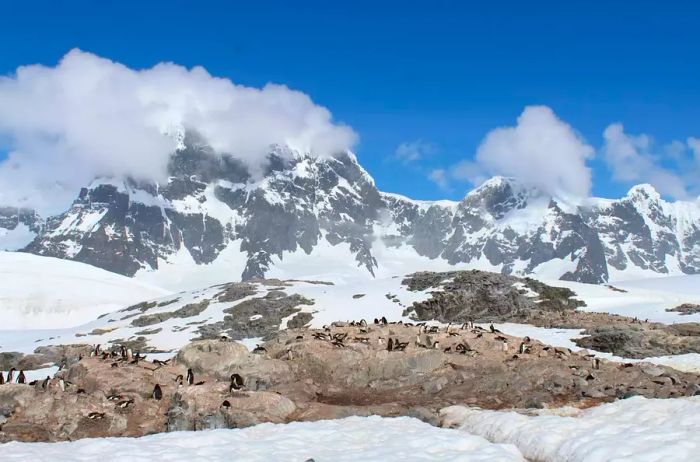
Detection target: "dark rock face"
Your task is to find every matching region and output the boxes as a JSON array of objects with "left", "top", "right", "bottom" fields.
[
  {"left": 403, "top": 270, "right": 584, "bottom": 323},
  {"left": 9, "top": 134, "right": 700, "bottom": 283}
]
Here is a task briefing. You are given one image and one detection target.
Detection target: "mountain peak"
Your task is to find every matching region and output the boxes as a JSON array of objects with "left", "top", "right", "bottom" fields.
[{"left": 626, "top": 183, "right": 661, "bottom": 202}]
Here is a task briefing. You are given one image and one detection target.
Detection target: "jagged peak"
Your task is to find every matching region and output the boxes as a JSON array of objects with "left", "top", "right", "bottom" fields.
[{"left": 626, "top": 183, "right": 661, "bottom": 202}]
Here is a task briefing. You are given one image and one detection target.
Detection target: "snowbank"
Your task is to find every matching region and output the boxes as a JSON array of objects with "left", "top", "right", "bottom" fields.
[
  {"left": 441, "top": 396, "right": 700, "bottom": 462},
  {"left": 1, "top": 416, "right": 524, "bottom": 462}
]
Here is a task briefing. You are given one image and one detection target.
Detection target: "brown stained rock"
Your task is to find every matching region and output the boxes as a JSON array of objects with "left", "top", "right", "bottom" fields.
[{"left": 1, "top": 323, "right": 699, "bottom": 443}]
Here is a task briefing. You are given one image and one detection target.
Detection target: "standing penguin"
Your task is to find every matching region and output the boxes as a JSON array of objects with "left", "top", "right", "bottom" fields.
[
  {"left": 230, "top": 373, "right": 244, "bottom": 392},
  {"left": 41, "top": 376, "right": 50, "bottom": 390},
  {"left": 0, "top": 372, "right": 4, "bottom": 385},
  {"left": 152, "top": 384, "right": 163, "bottom": 400},
  {"left": 387, "top": 338, "right": 394, "bottom": 352},
  {"left": 17, "top": 370, "right": 26, "bottom": 384},
  {"left": 7, "top": 368, "right": 15, "bottom": 383},
  {"left": 175, "top": 374, "right": 184, "bottom": 387},
  {"left": 58, "top": 378, "right": 66, "bottom": 391},
  {"left": 186, "top": 368, "right": 194, "bottom": 386}
]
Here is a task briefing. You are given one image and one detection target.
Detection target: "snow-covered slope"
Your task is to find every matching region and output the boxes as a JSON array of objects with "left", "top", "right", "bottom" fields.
[
  {"left": 5, "top": 132, "right": 699, "bottom": 288},
  {"left": 1, "top": 416, "right": 525, "bottom": 462},
  {"left": 442, "top": 396, "right": 700, "bottom": 462},
  {"left": 0, "top": 252, "right": 170, "bottom": 330}
]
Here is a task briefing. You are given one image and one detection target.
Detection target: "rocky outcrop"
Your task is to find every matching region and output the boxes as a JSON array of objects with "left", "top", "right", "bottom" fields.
[
  {"left": 403, "top": 270, "right": 584, "bottom": 323},
  {"left": 667, "top": 303, "right": 700, "bottom": 315},
  {"left": 1, "top": 322, "right": 698, "bottom": 442}
]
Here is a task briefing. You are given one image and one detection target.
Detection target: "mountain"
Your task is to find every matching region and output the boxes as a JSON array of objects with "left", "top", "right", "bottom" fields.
[{"left": 4, "top": 133, "right": 700, "bottom": 288}]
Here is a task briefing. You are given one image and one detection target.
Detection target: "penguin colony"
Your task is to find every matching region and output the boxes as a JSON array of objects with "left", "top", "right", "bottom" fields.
[{"left": 0, "top": 340, "right": 249, "bottom": 420}]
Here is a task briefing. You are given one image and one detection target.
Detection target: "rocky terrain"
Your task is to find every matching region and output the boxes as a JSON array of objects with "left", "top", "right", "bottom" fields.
[
  {"left": 2, "top": 322, "right": 699, "bottom": 443},
  {"left": 1, "top": 133, "right": 699, "bottom": 285},
  {"left": 404, "top": 270, "right": 700, "bottom": 358}
]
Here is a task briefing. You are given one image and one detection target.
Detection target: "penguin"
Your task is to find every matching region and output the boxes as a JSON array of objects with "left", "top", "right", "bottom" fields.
[
  {"left": 17, "top": 370, "right": 26, "bottom": 384},
  {"left": 107, "top": 394, "right": 123, "bottom": 401},
  {"left": 120, "top": 345, "right": 127, "bottom": 360},
  {"left": 359, "top": 319, "right": 368, "bottom": 327},
  {"left": 518, "top": 342, "right": 527, "bottom": 354},
  {"left": 501, "top": 340, "right": 508, "bottom": 352},
  {"left": 252, "top": 345, "right": 267, "bottom": 354},
  {"left": 387, "top": 338, "right": 394, "bottom": 352},
  {"left": 373, "top": 318, "right": 380, "bottom": 325},
  {"left": 7, "top": 368, "right": 15, "bottom": 383},
  {"left": 87, "top": 412, "right": 105, "bottom": 420},
  {"left": 58, "top": 378, "right": 66, "bottom": 391},
  {"left": 76, "top": 388, "right": 86, "bottom": 394},
  {"left": 594, "top": 358, "right": 601, "bottom": 370},
  {"left": 381, "top": 316, "right": 388, "bottom": 325},
  {"left": 433, "top": 341, "right": 440, "bottom": 350},
  {"left": 230, "top": 373, "right": 245, "bottom": 392},
  {"left": 41, "top": 376, "right": 50, "bottom": 390},
  {"left": 221, "top": 400, "right": 231, "bottom": 409},
  {"left": 0, "top": 372, "right": 4, "bottom": 385},
  {"left": 175, "top": 374, "right": 184, "bottom": 387},
  {"left": 115, "top": 398, "right": 134, "bottom": 408},
  {"left": 152, "top": 384, "right": 163, "bottom": 400},
  {"left": 489, "top": 324, "right": 495, "bottom": 333},
  {"left": 186, "top": 368, "right": 194, "bottom": 386}
]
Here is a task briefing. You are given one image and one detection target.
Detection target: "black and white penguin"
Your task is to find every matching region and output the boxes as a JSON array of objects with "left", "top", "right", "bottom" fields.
[
  {"left": 252, "top": 345, "right": 267, "bottom": 354},
  {"left": 87, "top": 412, "right": 105, "bottom": 420},
  {"left": 41, "top": 376, "right": 50, "bottom": 390},
  {"left": 58, "top": 378, "right": 66, "bottom": 391},
  {"left": 387, "top": 337, "right": 394, "bottom": 351},
  {"left": 17, "top": 370, "right": 26, "bottom": 384},
  {"left": 373, "top": 318, "right": 380, "bottom": 324},
  {"left": 152, "top": 384, "right": 163, "bottom": 400},
  {"left": 230, "top": 373, "right": 245, "bottom": 392},
  {"left": 359, "top": 319, "right": 368, "bottom": 327},
  {"left": 7, "top": 368, "right": 15, "bottom": 383},
  {"left": 221, "top": 400, "right": 231, "bottom": 409},
  {"left": 116, "top": 398, "right": 134, "bottom": 408},
  {"left": 381, "top": 316, "right": 388, "bottom": 325},
  {"left": 175, "top": 374, "right": 184, "bottom": 387},
  {"left": 489, "top": 324, "right": 495, "bottom": 333},
  {"left": 186, "top": 368, "right": 194, "bottom": 386},
  {"left": 120, "top": 345, "right": 127, "bottom": 360},
  {"left": 0, "top": 372, "right": 4, "bottom": 385}
]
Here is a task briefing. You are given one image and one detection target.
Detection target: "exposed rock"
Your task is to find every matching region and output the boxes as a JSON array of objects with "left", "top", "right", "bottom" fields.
[
  {"left": 667, "top": 303, "right": 700, "bottom": 315},
  {"left": 2, "top": 323, "right": 698, "bottom": 443}
]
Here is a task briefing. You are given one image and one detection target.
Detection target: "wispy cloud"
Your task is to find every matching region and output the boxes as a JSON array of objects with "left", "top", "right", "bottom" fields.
[
  {"left": 602, "top": 124, "right": 699, "bottom": 199},
  {"left": 395, "top": 139, "right": 436, "bottom": 164}
]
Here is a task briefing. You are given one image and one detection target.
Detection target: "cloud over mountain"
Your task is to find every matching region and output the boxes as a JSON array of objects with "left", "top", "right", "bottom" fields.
[
  {"left": 0, "top": 49, "right": 357, "bottom": 213},
  {"left": 430, "top": 106, "right": 594, "bottom": 198}
]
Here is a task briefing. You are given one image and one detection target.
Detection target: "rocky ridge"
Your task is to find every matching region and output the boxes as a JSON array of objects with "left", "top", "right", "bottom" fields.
[
  {"left": 1, "top": 323, "right": 698, "bottom": 443},
  {"left": 2, "top": 133, "right": 699, "bottom": 284}
]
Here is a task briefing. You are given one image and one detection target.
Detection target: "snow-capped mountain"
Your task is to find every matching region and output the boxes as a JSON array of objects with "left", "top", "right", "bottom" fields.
[{"left": 4, "top": 133, "right": 700, "bottom": 287}]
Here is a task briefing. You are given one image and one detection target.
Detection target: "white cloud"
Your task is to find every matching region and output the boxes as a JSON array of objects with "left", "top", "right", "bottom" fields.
[
  {"left": 0, "top": 49, "right": 357, "bottom": 214},
  {"left": 395, "top": 140, "right": 435, "bottom": 163},
  {"left": 433, "top": 106, "right": 594, "bottom": 198},
  {"left": 428, "top": 168, "right": 450, "bottom": 190},
  {"left": 602, "top": 124, "right": 694, "bottom": 199}
]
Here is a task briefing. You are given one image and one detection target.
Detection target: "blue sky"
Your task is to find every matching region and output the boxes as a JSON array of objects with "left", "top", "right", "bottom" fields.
[{"left": 1, "top": 1, "right": 699, "bottom": 202}]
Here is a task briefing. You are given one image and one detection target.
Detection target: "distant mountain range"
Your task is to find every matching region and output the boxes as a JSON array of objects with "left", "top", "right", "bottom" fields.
[{"left": 1, "top": 132, "right": 699, "bottom": 287}]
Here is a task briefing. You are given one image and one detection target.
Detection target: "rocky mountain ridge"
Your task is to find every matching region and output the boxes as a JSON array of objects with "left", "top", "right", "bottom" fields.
[{"left": 2, "top": 133, "right": 700, "bottom": 285}]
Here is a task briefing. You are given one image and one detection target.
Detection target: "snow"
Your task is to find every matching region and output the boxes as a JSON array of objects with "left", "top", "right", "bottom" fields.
[
  {"left": 541, "top": 277, "right": 700, "bottom": 324},
  {"left": 0, "top": 416, "right": 524, "bottom": 462},
  {"left": 492, "top": 322, "right": 700, "bottom": 373},
  {"left": 441, "top": 396, "right": 700, "bottom": 462},
  {"left": 0, "top": 252, "right": 170, "bottom": 330}
]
